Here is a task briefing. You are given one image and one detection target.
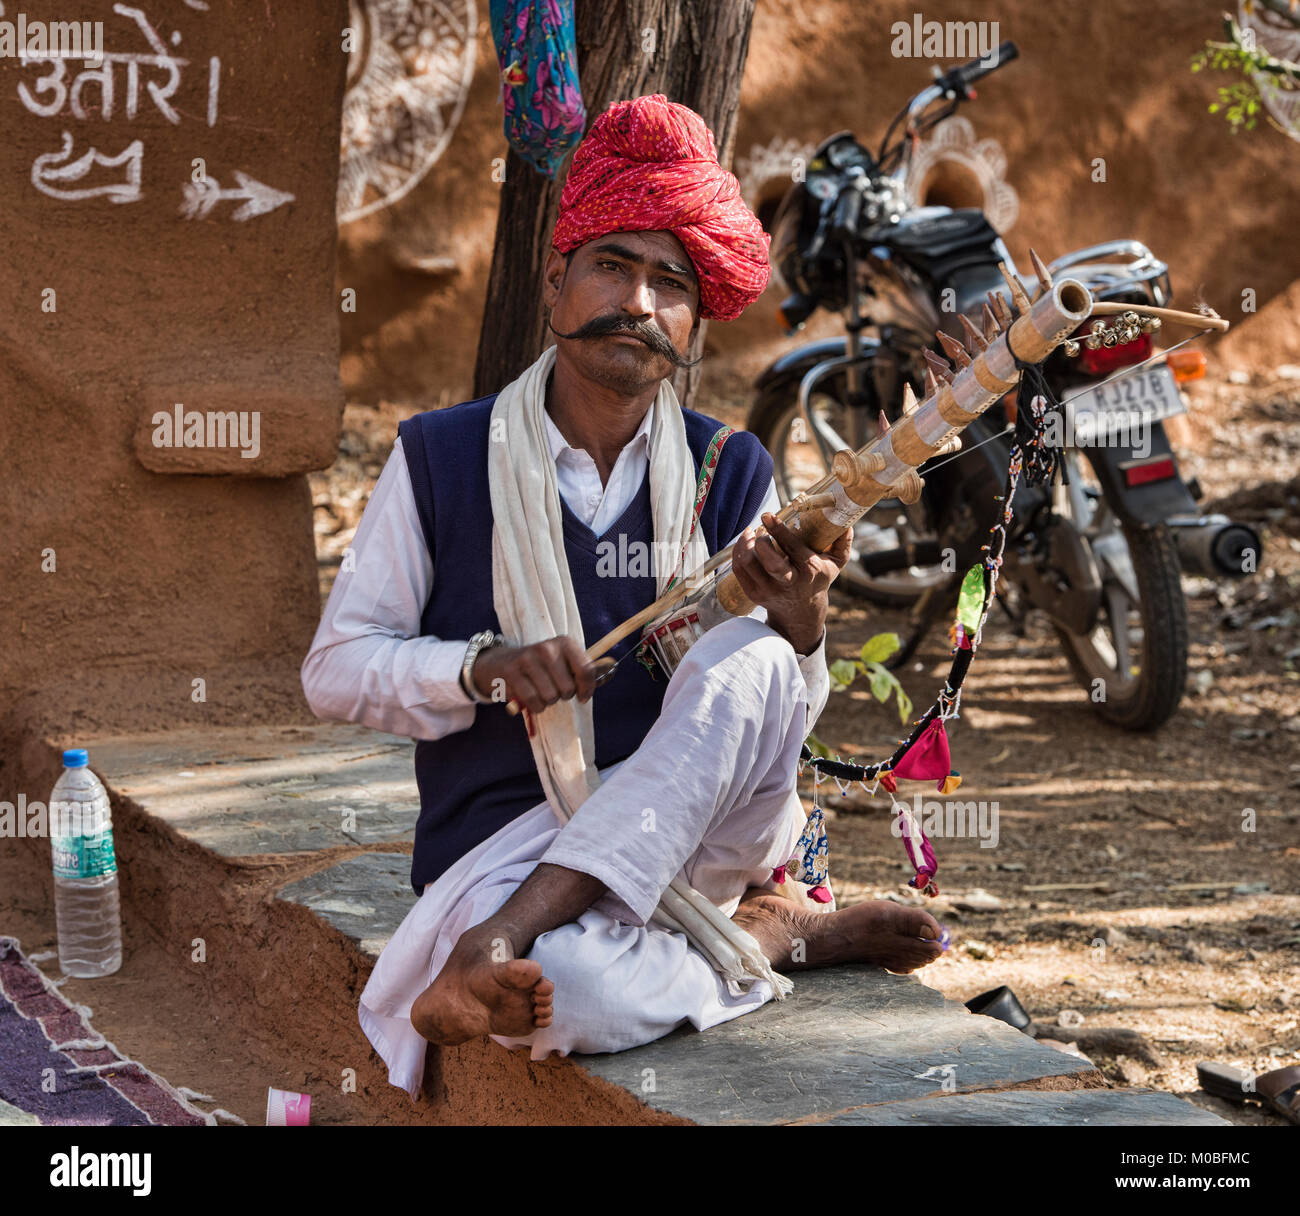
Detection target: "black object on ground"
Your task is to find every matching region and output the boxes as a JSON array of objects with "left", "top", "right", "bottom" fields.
[{"left": 966, "top": 985, "right": 1033, "bottom": 1032}]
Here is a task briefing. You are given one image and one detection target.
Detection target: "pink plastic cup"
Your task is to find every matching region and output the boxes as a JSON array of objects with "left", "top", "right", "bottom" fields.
[{"left": 265, "top": 1087, "right": 312, "bottom": 1126}]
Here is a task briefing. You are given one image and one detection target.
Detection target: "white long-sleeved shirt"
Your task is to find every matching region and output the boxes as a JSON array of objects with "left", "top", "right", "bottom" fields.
[{"left": 301, "top": 409, "right": 830, "bottom": 740}]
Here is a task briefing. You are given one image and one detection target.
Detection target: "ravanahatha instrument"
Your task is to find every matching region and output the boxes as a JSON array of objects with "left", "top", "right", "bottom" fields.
[
  {"left": 585, "top": 259, "right": 1229, "bottom": 682},
  {"left": 569, "top": 258, "right": 1225, "bottom": 894}
]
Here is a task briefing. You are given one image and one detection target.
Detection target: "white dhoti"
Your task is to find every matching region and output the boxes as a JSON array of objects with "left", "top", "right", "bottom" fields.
[{"left": 359, "top": 616, "right": 831, "bottom": 1098}]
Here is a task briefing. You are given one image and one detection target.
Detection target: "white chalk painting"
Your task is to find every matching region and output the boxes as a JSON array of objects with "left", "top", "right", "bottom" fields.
[
  {"left": 903, "top": 116, "right": 1018, "bottom": 234},
  {"left": 737, "top": 121, "right": 1018, "bottom": 238},
  {"left": 12, "top": 2, "right": 292, "bottom": 219},
  {"left": 1238, "top": 0, "right": 1300, "bottom": 143},
  {"left": 736, "top": 135, "right": 817, "bottom": 212},
  {"left": 338, "top": 0, "right": 477, "bottom": 224}
]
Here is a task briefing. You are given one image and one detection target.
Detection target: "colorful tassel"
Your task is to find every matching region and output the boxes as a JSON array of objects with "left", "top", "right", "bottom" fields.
[
  {"left": 895, "top": 799, "right": 940, "bottom": 898},
  {"left": 788, "top": 804, "right": 830, "bottom": 891}
]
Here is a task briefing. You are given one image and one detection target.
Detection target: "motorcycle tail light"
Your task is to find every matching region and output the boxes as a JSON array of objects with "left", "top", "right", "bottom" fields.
[
  {"left": 1166, "top": 350, "right": 1207, "bottom": 382},
  {"left": 1123, "top": 456, "right": 1176, "bottom": 487},
  {"left": 1072, "top": 323, "right": 1153, "bottom": 375}
]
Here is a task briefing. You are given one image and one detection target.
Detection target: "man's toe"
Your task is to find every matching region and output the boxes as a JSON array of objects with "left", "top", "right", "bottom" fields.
[{"left": 497, "top": 958, "right": 544, "bottom": 990}]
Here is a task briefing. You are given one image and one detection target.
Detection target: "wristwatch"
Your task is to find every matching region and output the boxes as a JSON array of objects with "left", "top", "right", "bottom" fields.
[{"left": 460, "top": 630, "right": 505, "bottom": 704}]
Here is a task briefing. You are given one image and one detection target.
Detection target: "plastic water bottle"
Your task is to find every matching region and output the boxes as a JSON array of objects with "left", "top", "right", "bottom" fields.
[{"left": 50, "top": 749, "right": 122, "bottom": 977}]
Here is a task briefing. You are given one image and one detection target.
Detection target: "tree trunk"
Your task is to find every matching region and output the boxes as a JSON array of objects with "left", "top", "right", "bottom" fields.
[{"left": 472, "top": 0, "right": 757, "bottom": 409}]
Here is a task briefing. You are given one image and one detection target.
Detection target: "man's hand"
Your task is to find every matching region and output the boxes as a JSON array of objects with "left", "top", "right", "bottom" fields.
[
  {"left": 731, "top": 513, "right": 853, "bottom": 654},
  {"left": 471, "top": 636, "right": 598, "bottom": 714}
]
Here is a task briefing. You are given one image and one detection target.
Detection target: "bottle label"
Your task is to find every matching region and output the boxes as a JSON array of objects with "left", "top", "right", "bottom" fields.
[{"left": 53, "top": 828, "right": 117, "bottom": 879}]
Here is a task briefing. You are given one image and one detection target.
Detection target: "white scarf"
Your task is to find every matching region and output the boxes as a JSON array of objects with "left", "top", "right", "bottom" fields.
[{"left": 488, "top": 345, "right": 792, "bottom": 997}]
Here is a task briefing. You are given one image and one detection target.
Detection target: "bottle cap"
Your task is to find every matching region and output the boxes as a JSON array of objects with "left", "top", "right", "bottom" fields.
[{"left": 62, "top": 749, "right": 89, "bottom": 768}]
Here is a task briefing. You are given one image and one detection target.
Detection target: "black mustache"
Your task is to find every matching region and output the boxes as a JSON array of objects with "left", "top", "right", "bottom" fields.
[{"left": 548, "top": 313, "right": 703, "bottom": 368}]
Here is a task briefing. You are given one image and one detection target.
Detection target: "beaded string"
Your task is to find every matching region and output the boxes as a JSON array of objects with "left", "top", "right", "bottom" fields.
[{"left": 797, "top": 324, "right": 1068, "bottom": 890}]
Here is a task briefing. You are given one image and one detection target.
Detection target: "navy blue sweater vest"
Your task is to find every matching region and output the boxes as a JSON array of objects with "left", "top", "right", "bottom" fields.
[{"left": 398, "top": 393, "right": 773, "bottom": 892}]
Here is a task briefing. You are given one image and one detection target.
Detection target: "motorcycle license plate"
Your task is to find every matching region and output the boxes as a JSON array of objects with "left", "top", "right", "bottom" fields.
[{"left": 1066, "top": 364, "right": 1186, "bottom": 436}]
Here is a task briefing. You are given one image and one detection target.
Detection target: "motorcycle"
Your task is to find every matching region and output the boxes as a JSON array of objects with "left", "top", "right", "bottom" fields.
[{"left": 750, "top": 41, "right": 1261, "bottom": 731}]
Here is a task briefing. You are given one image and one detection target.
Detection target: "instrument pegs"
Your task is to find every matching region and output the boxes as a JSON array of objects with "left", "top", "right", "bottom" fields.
[
  {"left": 1028, "top": 248, "right": 1053, "bottom": 298},
  {"left": 987, "top": 289, "right": 1014, "bottom": 329},
  {"left": 936, "top": 330, "right": 973, "bottom": 369},
  {"left": 981, "top": 301, "right": 1001, "bottom": 340},
  {"left": 832, "top": 447, "right": 887, "bottom": 495},
  {"left": 891, "top": 469, "right": 924, "bottom": 505},
  {"left": 923, "top": 348, "right": 955, "bottom": 384},
  {"left": 959, "top": 312, "right": 989, "bottom": 352},
  {"left": 996, "top": 261, "right": 1033, "bottom": 314}
]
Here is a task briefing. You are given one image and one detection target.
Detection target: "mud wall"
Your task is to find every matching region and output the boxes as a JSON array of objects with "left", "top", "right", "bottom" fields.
[
  {"left": 337, "top": 0, "right": 1300, "bottom": 408},
  {"left": 2, "top": 0, "right": 349, "bottom": 746}
]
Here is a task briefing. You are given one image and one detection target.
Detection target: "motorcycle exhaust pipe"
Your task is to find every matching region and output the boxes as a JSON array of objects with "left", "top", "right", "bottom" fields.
[
  {"left": 859, "top": 540, "right": 944, "bottom": 575},
  {"left": 1167, "top": 515, "right": 1261, "bottom": 579}
]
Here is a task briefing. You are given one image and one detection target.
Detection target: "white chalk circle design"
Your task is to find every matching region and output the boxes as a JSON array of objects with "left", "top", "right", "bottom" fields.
[
  {"left": 1237, "top": 1, "right": 1300, "bottom": 144},
  {"left": 338, "top": 0, "right": 477, "bottom": 224},
  {"left": 735, "top": 135, "right": 817, "bottom": 212},
  {"left": 904, "top": 115, "right": 1019, "bottom": 235}
]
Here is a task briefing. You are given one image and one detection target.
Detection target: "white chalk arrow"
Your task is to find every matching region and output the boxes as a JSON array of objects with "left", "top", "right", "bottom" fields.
[{"left": 179, "top": 170, "right": 294, "bottom": 222}]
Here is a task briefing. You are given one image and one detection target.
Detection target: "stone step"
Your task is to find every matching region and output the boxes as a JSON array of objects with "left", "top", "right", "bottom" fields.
[
  {"left": 81, "top": 725, "right": 1226, "bottom": 1126},
  {"left": 87, "top": 725, "right": 418, "bottom": 857}
]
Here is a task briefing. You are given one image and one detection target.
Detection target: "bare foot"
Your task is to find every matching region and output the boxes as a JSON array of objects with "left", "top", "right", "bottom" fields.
[
  {"left": 410, "top": 937, "right": 555, "bottom": 1046},
  {"left": 734, "top": 892, "right": 945, "bottom": 974}
]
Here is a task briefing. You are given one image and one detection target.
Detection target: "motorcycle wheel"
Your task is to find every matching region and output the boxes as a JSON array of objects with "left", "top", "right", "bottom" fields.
[
  {"left": 1052, "top": 520, "right": 1188, "bottom": 731},
  {"left": 749, "top": 381, "right": 949, "bottom": 608}
]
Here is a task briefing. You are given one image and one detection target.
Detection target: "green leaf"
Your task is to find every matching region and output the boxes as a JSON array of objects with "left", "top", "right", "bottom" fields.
[
  {"left": 956, "top": 564, "right": 987, "bottom": 633},
  {"left": 866, "top": 662, "right": 896, "bottom": 703},
  {"left": 859, "top": 632, "right": 900, "bottom": 665},
  {"left": 828, "top": 658, "right": 858, "bottom": 691},
  {"left": 896, "top": 686, "right": 914, "bottom": 724}
]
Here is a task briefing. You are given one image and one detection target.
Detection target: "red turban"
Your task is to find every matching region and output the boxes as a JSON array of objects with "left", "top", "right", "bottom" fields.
[{"left": 552, "top": 94, "right": 771, "bottom": 322}]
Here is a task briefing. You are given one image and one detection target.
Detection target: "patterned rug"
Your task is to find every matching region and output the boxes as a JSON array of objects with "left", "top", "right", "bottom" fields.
[{"left": 0, "top": 936, "right": 217, "bottom": 1125}]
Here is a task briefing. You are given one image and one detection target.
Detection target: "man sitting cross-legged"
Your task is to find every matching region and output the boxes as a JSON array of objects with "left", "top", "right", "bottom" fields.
[{"left": 301, "top": 95, "right": 942, "bottom": 1098}]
